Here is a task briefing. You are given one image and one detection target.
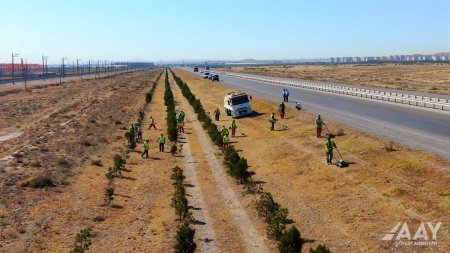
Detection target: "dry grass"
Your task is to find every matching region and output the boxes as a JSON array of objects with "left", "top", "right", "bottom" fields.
[
  {"left": 0, "top": 69, "right": 181, "bottom": 252},
  {"left": 218, "top": 63, "right": 450, "bottom": 95},
  {"left": 174, "top": 69, "right": 450, "bottom": 253}
]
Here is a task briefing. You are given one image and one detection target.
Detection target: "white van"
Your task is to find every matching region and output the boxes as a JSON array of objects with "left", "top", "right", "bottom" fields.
[{"left": 224, "top": 92, "right": 253, "bottom": 117}]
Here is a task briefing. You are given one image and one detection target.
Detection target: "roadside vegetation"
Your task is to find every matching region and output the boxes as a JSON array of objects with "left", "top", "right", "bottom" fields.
[
  {"left": 170, "top": 166, "right": 197, "bottom": 252},
  {"left": 164, "top": 69, "right": 178, "bottom": 142},
  {"left": 170, "top": 69, "right": 313, "bottom": 252}
]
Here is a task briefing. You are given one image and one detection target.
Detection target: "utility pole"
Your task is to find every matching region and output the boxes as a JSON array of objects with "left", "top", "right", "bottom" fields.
[
  {"left": 76, "top": 59, "right": 81, "bottom": 76},
  {"left": 24, "top": 59, "right": 28, "bottom": 91},
  {"left": 42, "top": 55, "right": 48, "bottom": 80},
  {"left": 12, "top": 53, "right": 19, "bottom": 85},
  {"left": 62, "top": 57, "right": 68, "bottom": 79}
]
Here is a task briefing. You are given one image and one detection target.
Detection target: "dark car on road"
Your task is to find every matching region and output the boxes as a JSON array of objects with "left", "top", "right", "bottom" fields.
[{"left": 211, "top": 74, "right": 219, "bottom": 81}]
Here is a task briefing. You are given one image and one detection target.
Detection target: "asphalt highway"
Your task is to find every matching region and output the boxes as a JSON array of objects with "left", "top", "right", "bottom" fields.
[{"left": 181, "top": 68, "right": 450, "bottom": 159}]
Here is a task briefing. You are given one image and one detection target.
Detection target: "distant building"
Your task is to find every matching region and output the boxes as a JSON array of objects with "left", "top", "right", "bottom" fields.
[
  {"left": 336, "top": 57, "right": 342, "bottom": 63},
  {"left": 400, "top": 55, "right": 406, "bottom": 61},
  {"left": 0, "top": 63, "right": 42, "bottom": 76},
  {"left": 330, "top": 57, "right": 335, "bottom": 63}
]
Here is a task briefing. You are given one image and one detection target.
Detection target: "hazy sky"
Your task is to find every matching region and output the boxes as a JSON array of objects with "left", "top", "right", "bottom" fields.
[{"left": 1, "top": 0, "right": 450, "bottom": 63}]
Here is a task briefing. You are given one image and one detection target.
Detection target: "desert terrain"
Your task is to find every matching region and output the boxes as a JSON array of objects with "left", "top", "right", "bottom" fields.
[
  {"left": 0, "top": 67, "right": 448, "bottom": 252},
  {"left": 217, "top": 64, "right": 450, "bottom": 95}
]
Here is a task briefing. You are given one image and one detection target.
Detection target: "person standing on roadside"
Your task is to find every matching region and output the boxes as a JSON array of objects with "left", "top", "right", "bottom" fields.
[
  {"left": 214, "top": 108, "right": 220, "bottom": 121},
  {"left": 316, "top": 115, "right": 324, "bottom": 138},
  {"left": 141, "top": 139, "right": 150, "bottom": 158},
  {"left": 285, "top": 89, "right": 289, "bottom": 102},
  {"left": 270, "top": 112, "right": 277, "bottom": 131},
  {"left": 157, "top": 134, "right": 166, "bottom": 152},
  {"left": 278, "top": 102, "right": 286, "bottom": 119},
  {"left": 231, "top": 120, "right": 237, "bottom": 137},
  {"left": 148, "top": 116, "right": 157, "bottom": 130},
  {"left": 282, "top": 89, "right": 287, "bottom": 102}
]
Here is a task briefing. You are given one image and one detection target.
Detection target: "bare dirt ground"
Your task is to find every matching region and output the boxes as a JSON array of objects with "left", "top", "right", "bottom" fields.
[
  {"left": 0, "top": 69, "right": 184, "bottom": 252},
  {"left": 217, "top": 64, "right": 450, "bottom": 95},
  {"left": 173, "top": 69, "right": 450, "bottom": 253}
]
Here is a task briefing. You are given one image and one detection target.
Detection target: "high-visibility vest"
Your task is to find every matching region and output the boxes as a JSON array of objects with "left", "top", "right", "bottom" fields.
[
  {"left": 316, "top": 118, "right": 324, "bottom": 126},
  {"left": 158, "top": 136, "right": 166, "bottom": 143},
  {"left": 270, "top": 116, "right": 276, "bottom": 123},
  {"left": 144, "top": 141, "right": 150, "bottom": 150},
  {"left": 150, "top": 117, "right": 154, "bottom": 124},
  {"left": 223, "top": 136, "right": 229, "bottom": 143},
  {"left": 231, "top": 121, "right": 237, "bottom": 129},
  {"left": 222, "top": 128, "right": 229, "bottom": 136},
  {"left": 326, "top": 140, "right": 336, "bottom": 152}
]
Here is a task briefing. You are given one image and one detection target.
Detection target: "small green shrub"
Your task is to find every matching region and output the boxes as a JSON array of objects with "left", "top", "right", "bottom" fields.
[
  {"left": 267, "top": 208, "right": 290, "bottom": 240},
  {"left": 174, "top": 222, "right": 196, "bottom": 253},
  {"left": 278, "top": 226, "right": 303, "bottom": 253},
  {"left": 21, "top": 175, "right": 56, "bottom": 188},
  {"left": 104, "top": 185, "right": 115, "bottom": 205},
  {"left": 70, "top": 228, "right": 93, "bottom": 253},
  {"left": 91, "top": 160, "right": 102, "bottom": 166},
  {"left": 256, "top": 191, "right": 280, "bottom": 222},
  {"left": 309, "top": 244, "right": 332, "bottom": 253},
  {"left": 171, "top": 166, "right": 185, "bottom": 184}
]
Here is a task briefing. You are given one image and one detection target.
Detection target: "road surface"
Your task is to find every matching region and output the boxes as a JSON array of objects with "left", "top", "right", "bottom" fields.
[{"left": 181, "top": 68, "right": 450, "bottom": 159}]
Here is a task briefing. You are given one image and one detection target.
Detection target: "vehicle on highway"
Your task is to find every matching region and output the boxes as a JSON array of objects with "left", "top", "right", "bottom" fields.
[
  {"left": 224, "top": 92, "right": 253, "bottom": 117},
  {"left": 211, "top": 74, "right": 219, "bottom": 81},
  {"left": 202, "top": 72, "right": 210, "bottom": 79},
  {"left": 194, "top": 67, "right": 198, "bottom": 72},
  {"left": 206, "top": 66, "right": 210, "bottom": 70}
]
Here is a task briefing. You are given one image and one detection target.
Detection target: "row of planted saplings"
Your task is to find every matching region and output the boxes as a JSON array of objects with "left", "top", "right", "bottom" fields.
[
  {"left": 170, "top": 69, "right": 332, "bottom": 253},
  {"left": 68, "top": 71, "right": 165, "bottom": 253},
  {"left": 170, "top": 166, "right": 197, "bottom": 253}
]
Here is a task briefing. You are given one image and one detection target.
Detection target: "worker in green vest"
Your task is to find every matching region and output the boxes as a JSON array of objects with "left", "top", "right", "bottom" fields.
[
  {"left": 214, "top": 108, "right": 220, "bottom": 121},
  {"left": 326, "top": 136, "right": 337, "bottom": 165},
  {"left": 221, "top": 125, "right": 229, "bottom": 137},
  {"left": 231, "top": 120, "right": 237, "bottom": 137},
  {"left": 141, "top": 139, "right": 150, "bottom": 158},
  {"left": 270, "top": 113, "right": 277, "bottom": 131},
  {"left": 278, "top": 102, "right": 285, "bottom": 118},
  {"left": 316, "top": 115, "right": 324, "bottom": 138},
  {"left": 148, "top": 116, "right": 156, "bottom": 130},
  {"left": 158, "top": 134, "right": 166, "bottom": 152},
  {"left": 223, "top": 134, "right": 230, "bottom": 149}
]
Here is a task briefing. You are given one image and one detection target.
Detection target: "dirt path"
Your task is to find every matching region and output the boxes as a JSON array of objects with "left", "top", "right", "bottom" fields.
[
  {"left": 175, "top": 109, "right": 219, "bottom": 252},
  {"left": 170, "top": 75, "right": 272, "bottom": 253}
]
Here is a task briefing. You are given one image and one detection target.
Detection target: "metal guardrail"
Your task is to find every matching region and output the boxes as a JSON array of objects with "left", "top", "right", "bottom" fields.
[{"left": 217, "top": 71, "right": 450, "bottom": 111}]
